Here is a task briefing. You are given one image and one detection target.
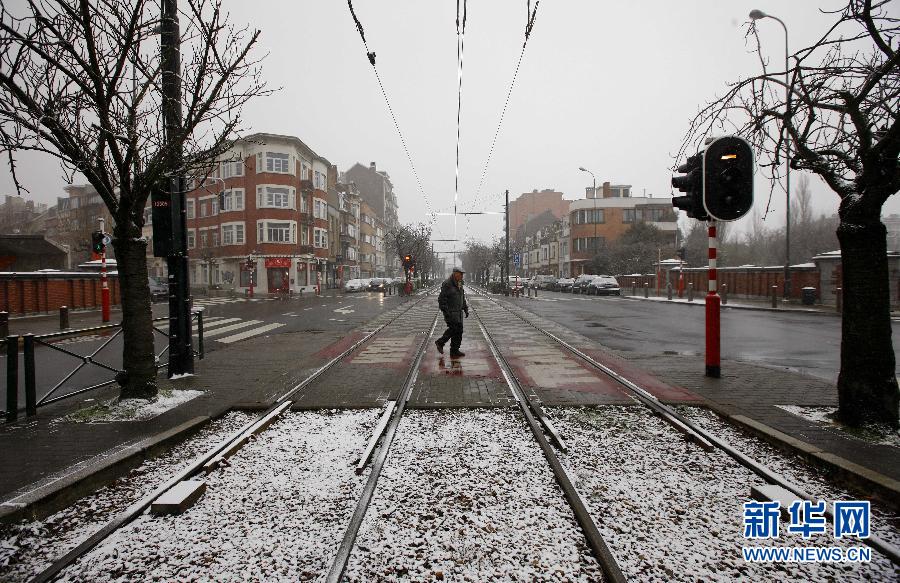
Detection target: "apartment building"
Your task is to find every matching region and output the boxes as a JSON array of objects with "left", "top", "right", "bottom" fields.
[{"left": 184, "top": 132, "right": 332, "bottom": 294}]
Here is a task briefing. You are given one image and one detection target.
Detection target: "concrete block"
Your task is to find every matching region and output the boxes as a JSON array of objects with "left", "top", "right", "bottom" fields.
[{"left": 151, "top": 480, "right": 207, "bottom": 515}]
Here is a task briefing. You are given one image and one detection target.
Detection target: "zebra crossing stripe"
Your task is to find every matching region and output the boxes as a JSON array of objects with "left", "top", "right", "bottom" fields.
[
  {"left": 156, "top": 316, "right": 226, "bottom": 332},
  {"left": 200, "top": 320, "right": 263, "bottom": 337},
  {"left": 216, "top": 323, "right": 285, "bottom": 344}
]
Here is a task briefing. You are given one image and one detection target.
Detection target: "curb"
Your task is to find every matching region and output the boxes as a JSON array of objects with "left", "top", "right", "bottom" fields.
[
  {"left": 618, "top": 294, "right": 841, "bottom": 316},
  {"left": 724, "top": 412, "right": 900, "bottom": 512},
  {"left": 0, "top": 415, "right": 210, "bottom": 524}
]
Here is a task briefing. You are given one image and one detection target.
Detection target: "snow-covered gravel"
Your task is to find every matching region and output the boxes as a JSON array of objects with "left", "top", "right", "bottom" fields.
[
  {"left": 52, "top": 409, "right": 379, "bottom": 582},
  {"left": 0, "top": 411, "right": 254, "bottom": 582},
  {"left": 680, "top": 405, "right": 900, "bottom": 549},
  {"left": 345, "top": 409, "right": 605, "bottom": 582},
  {"left": 62, "top": 390, "right": 204, "bottom": 423},
  {"left": 552, "top": 406, "right": 900, "bottom": 582}
]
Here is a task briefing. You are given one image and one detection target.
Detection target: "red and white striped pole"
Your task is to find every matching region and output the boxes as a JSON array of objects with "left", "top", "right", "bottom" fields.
[
  {"left": 99, "top": 218, "right": 110, "bottom": 323},
  {"left": 706, "top": 221, "right": 720, "bottom": 377}
]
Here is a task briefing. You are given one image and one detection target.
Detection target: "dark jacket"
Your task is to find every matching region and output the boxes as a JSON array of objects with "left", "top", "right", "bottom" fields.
[{"left": 438, "top": 277, "right": 468, "bottom": 323}]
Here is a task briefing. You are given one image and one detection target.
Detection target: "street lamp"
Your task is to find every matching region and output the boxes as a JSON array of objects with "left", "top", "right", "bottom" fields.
[
  {"left": 578, "top": 166, "right": 598, "bottom": 275},
  {"left": 750, "top": 8, "right": 791, "bottom": 299}
]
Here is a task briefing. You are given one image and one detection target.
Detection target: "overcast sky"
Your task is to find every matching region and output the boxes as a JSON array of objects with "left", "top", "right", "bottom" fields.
[{"left": 3, "top": 0, "right": 898, "bottom": 257}]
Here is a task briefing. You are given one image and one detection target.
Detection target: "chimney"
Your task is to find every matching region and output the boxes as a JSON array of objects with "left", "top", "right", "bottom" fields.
[
  {"left": 602, "top": 181, "right": 612, "bottom": 198},
  {"left": 370, "top": 162, "right": 376, "bottom": 171}
]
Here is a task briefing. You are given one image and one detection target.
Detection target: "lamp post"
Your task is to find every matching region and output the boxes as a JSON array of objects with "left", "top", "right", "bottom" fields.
[
  {"left": 750, "top": 9, "right": 791, "bottom": 299},
  {"left": 578, "top": 167, "right": 598, "bottom": 275}
]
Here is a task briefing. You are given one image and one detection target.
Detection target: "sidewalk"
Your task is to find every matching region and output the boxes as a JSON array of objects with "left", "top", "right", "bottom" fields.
[{"left": 620, "top": 291, "right": 845, "bottom": 315}]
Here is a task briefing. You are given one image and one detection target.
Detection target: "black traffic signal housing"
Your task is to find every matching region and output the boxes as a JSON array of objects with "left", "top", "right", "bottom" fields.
[
  {"left": 671, "top": 153, "right": 707, "bottom": 220},
  {"left": 402, "top": 254, "right": 413, "bottom": 269},
  {"left": 703, "top": 136, "right": 754, "bottom": 222},
  {"left": 91, "top": 231, "right": 105, "bottom": 255}
]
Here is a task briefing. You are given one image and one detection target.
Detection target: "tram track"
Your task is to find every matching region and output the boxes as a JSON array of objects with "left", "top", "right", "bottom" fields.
[
  {"left": 27, "top": 288, "right": 439, "bottom": 583},
  {"left": 468, "top": 285, "right": 900, "bottom": 569}
]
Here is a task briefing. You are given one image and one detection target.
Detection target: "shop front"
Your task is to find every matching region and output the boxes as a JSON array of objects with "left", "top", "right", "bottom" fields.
[{"left": 265, "top": 257, "right": 291, "bottom": 293}]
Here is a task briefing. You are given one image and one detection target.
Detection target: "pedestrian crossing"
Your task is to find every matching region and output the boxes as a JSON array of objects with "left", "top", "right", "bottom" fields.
[{"left": 156, "top": 315, "right": 285, "bottom": 345}]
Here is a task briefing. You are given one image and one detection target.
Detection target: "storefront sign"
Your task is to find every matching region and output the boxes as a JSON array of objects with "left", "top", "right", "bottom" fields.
[{"left": 265, "top": 257, "right": 291, "bottom": 268}]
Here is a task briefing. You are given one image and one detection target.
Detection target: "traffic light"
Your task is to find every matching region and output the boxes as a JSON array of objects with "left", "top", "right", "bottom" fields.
[
  {"left": 703, "top": 136, "right": 754, "bottom": 222},
  {"left": 671, "top": 152, "right": 707, "bottom": 220},
  {"left": 91, "top": 231, "right": 105, "bottom": 254},
  {"left": 402, "top": 254, "right": 413, "bottom": 269}
]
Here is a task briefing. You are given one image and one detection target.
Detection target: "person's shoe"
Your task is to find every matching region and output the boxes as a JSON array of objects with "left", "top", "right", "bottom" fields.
[
  {"left": 449, "top": 350, "right": 465, "bottom": 358},
  {"left": 435, "top": 340, "right": 445, "bottom": 354}
]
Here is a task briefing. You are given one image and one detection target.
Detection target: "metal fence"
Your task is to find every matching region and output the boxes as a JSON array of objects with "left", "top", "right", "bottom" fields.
[{"left": 4, "top": 312, "right": 204, "bottom": 422}]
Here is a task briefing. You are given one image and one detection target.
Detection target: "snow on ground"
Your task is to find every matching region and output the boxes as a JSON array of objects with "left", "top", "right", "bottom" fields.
[
  {"left": 53, "top": 409, "right": 379, "bottom": 582},
  {"left": 344, "top": 409, "right": 605, "bottom": 582},
  {"left": 0, "top": 411, "right": 254, "bottom": 581},
  {"left": 680, "top": 406, "right": 900, "bottom": 550},
  {"left": 775, "top": 404, "right": 900, "bottom": 448},
  {"left": 552, "top": 406, "right": 900, "bottom": 582},
  {"left": 63, "top": 390, "right": 204, "bottom": 423}
]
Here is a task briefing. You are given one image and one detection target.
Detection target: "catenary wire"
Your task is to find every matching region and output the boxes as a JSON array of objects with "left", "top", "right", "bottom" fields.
[{"left": 346, "top": 0, "right": 436, "bottom": 224}]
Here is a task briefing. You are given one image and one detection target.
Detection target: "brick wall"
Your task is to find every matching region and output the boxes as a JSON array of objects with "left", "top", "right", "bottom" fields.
[
  {"left": 0, "top": 273, "right": 121, "bottom": 315},
  {"left": 618, "top": 265, "right": 820, "bottom": 301}
]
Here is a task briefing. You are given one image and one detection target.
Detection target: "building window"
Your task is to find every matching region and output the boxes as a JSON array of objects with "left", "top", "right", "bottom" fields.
[
  {"left": 574, "top": 237, "right": 604, "bottom": 252},
  {"left": 575, "top": 209, "right": 604, "bottom": 225},
  {"left": 314, "top": 171, "right": 326, "bottom": 190},
  {"left": 186, "top": 199, "right": 195, "bottom": 220},
  {"left": 623, "top": 209, "right": 635, "bottom": 224},
  {"left": 256, "top": 220, "right": 296, "bottom": 244},
  {"left": 313, "top": 198, "right": 328, "bottom": 220},
  {"left": 257, "top": 185, "right": 295, "bottom": 209},
  {"left": 222, "top": 189, "right": 245, "bottom": 212},
  {"left": 220, "top": 160, "right": 244, "bottom": 178},
  {"left": 200, "top": 230, "right": 208, "bottom": 248},
  {"left": 313, "top": 227, "right": 328, "bottom": 248},
  {"left": 187, "top": 229, "right": 196, "bottom": 249},
  {"left": 221, "top": 223, "right": 245, "bottom": 245},
  {"left": 262, "top": 151, "right": 290, "bottom": 173},
  {"left": 643, "top": 208, "right": 664, "bottom": 222}
]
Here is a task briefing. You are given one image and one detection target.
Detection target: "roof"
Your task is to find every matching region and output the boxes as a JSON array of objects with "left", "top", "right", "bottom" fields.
[
  {"left": 0, "top": 235, "right": 68, "bottom": 256},
  {"left": 238, "top": 132, "right": 331, "bottom": 166}
]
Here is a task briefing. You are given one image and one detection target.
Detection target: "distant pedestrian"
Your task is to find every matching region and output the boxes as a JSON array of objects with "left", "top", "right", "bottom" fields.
[{"left": 436, "top": 267, "right": 469, "bottom": 357}]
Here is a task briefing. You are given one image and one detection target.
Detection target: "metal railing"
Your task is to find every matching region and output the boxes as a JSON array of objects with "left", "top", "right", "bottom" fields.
[{"left": 4, "top": 311, "right": 204, "bottom": 422}]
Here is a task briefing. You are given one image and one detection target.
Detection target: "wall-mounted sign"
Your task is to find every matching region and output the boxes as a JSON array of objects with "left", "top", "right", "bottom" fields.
[{"left": 265, "top": 257, "right": 291, "bottom": 268}]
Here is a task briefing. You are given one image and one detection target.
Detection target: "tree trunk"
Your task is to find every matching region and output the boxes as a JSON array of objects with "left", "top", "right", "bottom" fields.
[
  {"left": 112, "top": 235, "right": 158, "bottom": 400},
  {"left": 836, "top": 202, "right": 899, "bottom": 426}
]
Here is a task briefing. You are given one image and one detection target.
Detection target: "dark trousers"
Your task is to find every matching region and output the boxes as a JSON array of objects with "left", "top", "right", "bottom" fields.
[{"left": 437, "top": 320, "right": 464, "bottom": 352}]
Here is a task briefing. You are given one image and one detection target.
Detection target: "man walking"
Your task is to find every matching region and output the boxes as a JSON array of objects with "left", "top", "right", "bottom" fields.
[{"left": 436, "top": 267, "right": 469, "bottom": 357}]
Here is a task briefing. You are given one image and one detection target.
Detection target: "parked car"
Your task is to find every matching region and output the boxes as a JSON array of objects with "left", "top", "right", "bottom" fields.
[
  {"left": 532, "top": 275, "right": 558, "bottom": 290},
  {"left": 572, "top": 274, "right": 597, "bottom": 294},
  {"left": 368, "top": 277, "right": 389, "bottom": 291},
  {"left": 555, "top": 277, "right": 575, "bottom": 292},
  {"left": 587, "top": 275, "right": 621, "bottom": 296},
  {"left": 344, "top": 278, "right": 369, "bottom": 292},
  {"left": 148, "top": 276, "right": 167, "bottom": 302}
]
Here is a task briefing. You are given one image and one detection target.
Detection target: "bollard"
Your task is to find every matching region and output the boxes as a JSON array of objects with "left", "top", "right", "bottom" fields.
[
  {"left": 771, "top": 285, "right": 778, "bottom": 308},
  {"left": 721, "top": 283, "right": 728, "bottom": 305},
  {"left": 59, "top": 305, "right": 70, "bottom": 330},
  {"left": 534, "top": 285, "right": 539, "bottom": 297},
  {"left": 835, "top": 287, "right": 842, "bottom": 313},
  {"left": 527, "top": 286, "right": 531, "bottom": 298},
  {"left": 688, "top": 283, "right": 694, "bottom": 302},
  {"left": 23, "top": 334, "right": 36, "bottom": 417},
  {"left": 667, "top": 283, "right": 673, "bottom": 300},
  {"left": 6, "top": 336, "right": 18, "bottom": 423},
  {"left": 0, "top": 311, "right": 7, "bottom": 339},
  {"left": 644, "top": 283, "right": 649, "bottom": 298},
  {"left": 632, "top": 282, "right": 637, "bottom": 296}
]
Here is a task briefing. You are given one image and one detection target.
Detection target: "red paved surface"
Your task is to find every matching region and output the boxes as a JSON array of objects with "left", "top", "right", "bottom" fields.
[{"left": 582, "top": 348, "right": 704, "bottom": 403}]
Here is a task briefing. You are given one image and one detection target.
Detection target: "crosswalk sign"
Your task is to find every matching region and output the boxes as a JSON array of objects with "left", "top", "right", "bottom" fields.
[{"left": 514, "top": 253, "right": 520, "bottom": 267}]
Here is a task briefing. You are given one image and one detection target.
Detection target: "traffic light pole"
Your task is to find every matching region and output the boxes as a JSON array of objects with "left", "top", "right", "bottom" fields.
[
  {"left": 98, "top": 218, "right": 110, "bottom": 323},
  {"left": 706, "top": 221, "right": 721, "bottom": 378},
  {"left": 162, "top": 0, "right": 193, "bottom": 377},
  {"left": 505, "top": 189, "right": 510, "bottom": 296}
]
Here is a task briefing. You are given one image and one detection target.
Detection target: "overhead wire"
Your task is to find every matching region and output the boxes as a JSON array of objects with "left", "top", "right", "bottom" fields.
[
  {"left": 346, "top": 1, "right": 435, "bottom": 224},
  {"left": 466, "top": 0, "right": 540, "bottom": 214},
  {"left": 453, "top": 0, "right": 468, "bottom": 250}
]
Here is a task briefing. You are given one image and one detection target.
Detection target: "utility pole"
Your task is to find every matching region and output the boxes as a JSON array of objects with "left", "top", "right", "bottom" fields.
[
  {"left": 98, "top": 218, "right": 110, "bottom": 323},
  {"left": 505, "top": 190, "right": 510, "bottom": 296},
  {"left": 162, "top": 0, "right": 193, "bottom": 377}
]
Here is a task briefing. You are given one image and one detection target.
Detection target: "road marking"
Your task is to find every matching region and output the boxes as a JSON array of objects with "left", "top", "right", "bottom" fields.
[
  {"left": 216, "top": 322, "right": 285, "bottom": 344},
  {"left": 304, "top": 308, "right": 313, "bottom": 311},
  {"left": 201, "top": 320, "right": 263, "bottom": 337},
  {"left": 334, "top": 307, "right": 355, "bottom": 315},
  {"left": 156, "top": 316, "right": 229, "bottom": 331}
]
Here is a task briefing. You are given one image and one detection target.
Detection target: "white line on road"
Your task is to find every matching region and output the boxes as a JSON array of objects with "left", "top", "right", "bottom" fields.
[
  {"left": 216, "top": 322, "right": 285, "bottom": 344},
  {"left": 201, "top": 320, "right": 263, "bottom": 337},
  {"left": 156, "top": 316, "right": 228, "bottom": 331}
]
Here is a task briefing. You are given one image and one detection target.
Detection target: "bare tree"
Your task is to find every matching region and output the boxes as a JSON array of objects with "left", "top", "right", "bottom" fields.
[
  {"left": 679, "top": 0, "right": 899, "bottom": 426},
  {"left": 461, "top": 241, "right": 492, "bottom": 284},
  {"left": 385, "top": 222, "right": 433, "bottom": 281},
  {"left": 0, "top": 0, "right": 267, "bottom": 399}
]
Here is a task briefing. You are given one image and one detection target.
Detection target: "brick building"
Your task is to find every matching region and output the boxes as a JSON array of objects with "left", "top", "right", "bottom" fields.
[
  {"left": 184, "top": 133, "right": 333, "bottom": 294},
  {"left": 509, "top": 189, "right": 570, "bottom": 238}
]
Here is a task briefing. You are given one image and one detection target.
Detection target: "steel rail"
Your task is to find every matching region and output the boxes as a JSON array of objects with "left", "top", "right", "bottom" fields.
[
  {"left": 473, "top": 286, "right": 900, "bottom": 567},
  {"left": 471, "top": 304, "right": 626, "bottom": 583},
  {"left": 326, "top": 314, "right": 439, "bottom": 583},
  {"left": 28, "top": 291, "right": 436, "bottom": 583}
]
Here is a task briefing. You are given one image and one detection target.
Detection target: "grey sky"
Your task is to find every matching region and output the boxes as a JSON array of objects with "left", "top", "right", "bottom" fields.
[{"left": 2, "top": 1, "right": 898, "bottom": 257}]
